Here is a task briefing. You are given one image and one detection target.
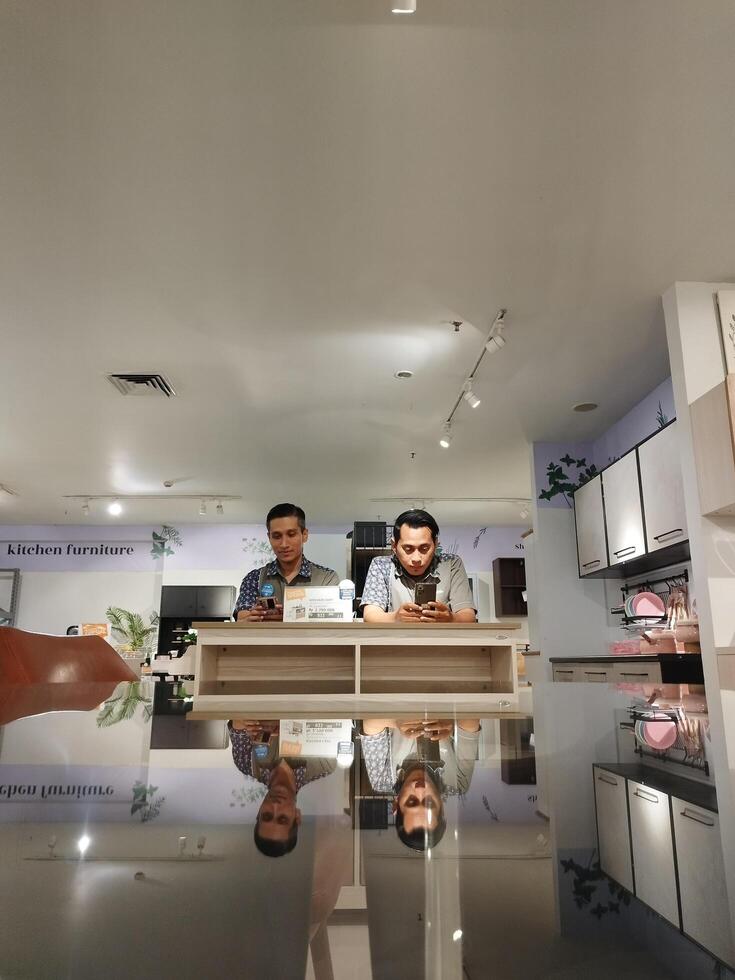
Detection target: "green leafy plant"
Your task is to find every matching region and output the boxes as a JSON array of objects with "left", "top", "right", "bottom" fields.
[
  {"left": 538, "top": 454, "right": 598, "bottom": 507},
  {"left": 656, "top": 401, "right": 669, "bottom": 429},
  {"left": 96, "top": 681, "right": 153, "bottom": 727},
  {"left": 106, "top": 606, "right": 159, "bottom": 656},
  {"left": 150, "top": 525, "right": 182, "bottom": 559},
  {"left": 131, "top": 781, "right": 165, "bottom": 822}
]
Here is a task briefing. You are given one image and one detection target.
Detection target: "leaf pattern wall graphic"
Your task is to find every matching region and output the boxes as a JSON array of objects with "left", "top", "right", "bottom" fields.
[
  {"left": 538, "top": 456, "right": 598, "bottom": 507},
  {"left": 242, "top": 537, "right": 275, "bottom": 566},
  {"left": 151, "top": 525, "right": 182, "bottom": 559},
  {"left": 656, "top": 400, "right": 668, "bottom": 429}
]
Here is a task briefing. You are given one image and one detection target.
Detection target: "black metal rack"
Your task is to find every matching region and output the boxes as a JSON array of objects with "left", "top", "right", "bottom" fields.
[
  {"left": 620, "top": 705, "right": 709, "bottom": 776},
  {"left": 610, "top": 568, "right": 689, "bottom": 624}
]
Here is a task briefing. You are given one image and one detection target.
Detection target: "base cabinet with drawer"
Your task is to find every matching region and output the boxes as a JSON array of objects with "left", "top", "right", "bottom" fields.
[
  {"left": 627, "top": 779, "right": 680, "bottom": 928},
  {"left": 672, "top": 797, "right": 735, "bottom": 965},
  {"left": 593, "top": 766, "right": 733, "bottom": 968}
]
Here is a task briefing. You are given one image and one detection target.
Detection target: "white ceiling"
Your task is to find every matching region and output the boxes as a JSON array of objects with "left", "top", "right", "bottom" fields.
[{"left": 2, "top": 0, "right": 734, "bottom": 527}]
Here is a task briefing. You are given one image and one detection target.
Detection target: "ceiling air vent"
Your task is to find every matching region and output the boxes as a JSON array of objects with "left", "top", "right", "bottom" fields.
[{"left": 107, "top": 374, "right": 176, "bottom": 397}]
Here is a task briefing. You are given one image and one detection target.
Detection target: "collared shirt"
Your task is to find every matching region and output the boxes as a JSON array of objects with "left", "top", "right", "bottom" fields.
[
  {"left": 233, "top": 555, "right": 339, "bottom": 617},
  {"left": 359, "top": 552, "right": 475, "bottom": 614},
  {"left": 360, "top": 727, "right": 480, "bottom": 797},
  {"left": 228, "top": 725, "right": 336, "bottom": 790}
]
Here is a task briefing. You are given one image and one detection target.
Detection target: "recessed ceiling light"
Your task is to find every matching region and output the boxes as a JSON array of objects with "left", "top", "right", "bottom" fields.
[
  {"left": 394, "top": 370, "right": 413, "bottom": 380},
  {"left": 573, "top": 402, "right": 598, "bottom": 413},
  {"left": 107, "top": 500, "right": 122, "bottom": 516}
]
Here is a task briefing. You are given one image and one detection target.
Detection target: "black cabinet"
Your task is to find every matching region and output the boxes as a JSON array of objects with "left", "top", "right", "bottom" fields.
[{"left": 492, "top": 558, "right": 527, "bottom": 616}]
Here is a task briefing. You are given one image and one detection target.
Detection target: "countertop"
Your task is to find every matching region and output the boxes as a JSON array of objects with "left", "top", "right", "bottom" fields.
[{"left": 594, "top": 762, "right": 717, "bottom": 813}]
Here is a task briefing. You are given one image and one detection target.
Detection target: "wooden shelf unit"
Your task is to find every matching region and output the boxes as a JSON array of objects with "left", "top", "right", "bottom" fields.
[{"left": 191, "top": 622, "right": 521, "bottom": 718}]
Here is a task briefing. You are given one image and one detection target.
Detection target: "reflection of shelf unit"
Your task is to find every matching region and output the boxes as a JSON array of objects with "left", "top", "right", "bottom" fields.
[{"left": 191, "top": 622, "right": 522, "bottom": 718}]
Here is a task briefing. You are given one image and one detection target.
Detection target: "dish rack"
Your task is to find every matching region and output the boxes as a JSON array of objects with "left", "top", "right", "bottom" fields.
[
  {"left": 610, "top": 570, "right": 689, "bottom": 629},
  {"left": 619, "top": 705, "right": 709, "bottom": 776}
]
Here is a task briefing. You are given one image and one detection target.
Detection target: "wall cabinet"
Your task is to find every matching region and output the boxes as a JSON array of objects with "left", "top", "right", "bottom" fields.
[
  {"left": 594, "top": 767, "right": 634, "bottom": 892},
  {"left": 672, "top": 797, "right": 735, "bottom": 965},
  {"left": 690, "top": 376, "right": 735, "bottom": 517},
  {"left": 574, "top": 475, "right": 608, "bottom": 576},
  {"left": 638, "top": 421, "right": 688, "bottom": 553},
  {"left": 602, "top": 452, "right": 646, "bottom": 567},
  {"left": 573, "top": 422, "right": 689, "bottom": 578},
  {"left": 627, "top": 779, "right": 680, "bottom": 927}
]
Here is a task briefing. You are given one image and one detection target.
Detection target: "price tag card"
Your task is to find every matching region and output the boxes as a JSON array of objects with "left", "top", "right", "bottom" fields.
[{"left": 282, "top": 586, "right": 353, "bottom": 622}]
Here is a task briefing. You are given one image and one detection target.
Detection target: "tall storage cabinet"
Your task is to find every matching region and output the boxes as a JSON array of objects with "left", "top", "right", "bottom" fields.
[
  {"left": 574, "top": 475, "right": 608, "bottom": 576},
  {"left": 639, "top": 422, "right": 688, "bottom": 553},
  {"left": 602, "top": 452, "right": 646, "bottom": 567}
]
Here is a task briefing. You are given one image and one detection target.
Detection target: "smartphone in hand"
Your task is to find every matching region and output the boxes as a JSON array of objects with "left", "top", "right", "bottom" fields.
[{"left": 414, "top": 582, "right": 437, "bottom": 608}]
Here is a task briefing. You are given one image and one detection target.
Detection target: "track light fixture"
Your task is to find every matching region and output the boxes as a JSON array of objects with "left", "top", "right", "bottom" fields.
[
  {"left": 199, "top": 500, "right": 207, "bottom": 516},
  {"left": 439, "top": 423, "right": 452, "bottom": 449},
  {"left": 82, "top": 499, "right": 90, "bottom": 517},
  {"left": 216, "top": 501, "right": 224, "bottom": 516},
  {"left": 463, "top": 381, "right": 481, "bottom": 409}
]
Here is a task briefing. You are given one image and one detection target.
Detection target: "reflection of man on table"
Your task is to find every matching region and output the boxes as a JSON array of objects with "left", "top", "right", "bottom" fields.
[
  {"left": 229, "top": 720, "right": 336, "bottom": 857},
  {"left": 361, "top": 719, "right": 481, "bottom": 850}
]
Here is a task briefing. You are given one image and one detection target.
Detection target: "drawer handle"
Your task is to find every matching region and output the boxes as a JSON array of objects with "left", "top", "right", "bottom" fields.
[
  {"left": 555, "top": 670, "right": 575, "bottom": 675},
  {"left": 597, "top": 773, "right": 618, "bottom": 787},
  {"left": 613, "top": 546, "right": 637, "bottom": 558},
  {"left": 585, "top": 670, "right": 607, "bottom": 676},
  {"left": 680, "top": 808, "right": 715, "bottom": 828},
  {"left": 582, "top": 560, "right": 601, "bottom": 568},
  {"left": 619, "top": 672, "right": 649, "bottom": 678},
  {"left": 653, "top": 528, "right": 683, "bottom": 542},
  {"left": 634, "top": 788, "right": 659, "bottom": 804}
]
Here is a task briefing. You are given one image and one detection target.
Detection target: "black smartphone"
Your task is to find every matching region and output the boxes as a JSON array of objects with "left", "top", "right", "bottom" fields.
[
  {"left": 259, "top": 596, "right": 277, "bottom": 610},
  {"left": 414, "top": 582, "right": 437, "bottom": 607}
]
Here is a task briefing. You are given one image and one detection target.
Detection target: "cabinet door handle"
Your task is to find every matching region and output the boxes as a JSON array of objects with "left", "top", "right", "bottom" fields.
[
  {"left": 680, "top": 808, "right": 715, "bottom": 828},
  {"left": 634, "top": 788, "right": 659, "bottom": 804},
  {"left": 597, "top": 773, "right": 618, "bottom": 787},
  {"left": 582, "top": 560, "right": 601, "bottom": 568},
  {"left": 619, "top": 671, "right": 649, "bottom": 679},
  {"left": 613, "top": 546, "right": 637, "bottom": 558},
  {"left": 653, "top": 528, "right": 684, "bottom": 542}
]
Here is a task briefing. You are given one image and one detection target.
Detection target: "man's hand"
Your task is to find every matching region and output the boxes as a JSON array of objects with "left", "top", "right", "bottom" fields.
[
  {"left": 231, "top": 720, "right": 279, "bottom": 737},
  {"left": 419, "top": 600, "right": 453, "bottom": 623},
  {"left": 398, "top": 720, "right": 427, "bottom": 738},
  {"left": 237, "top": 602, "right": 283, "bottom": 622},
  {"left": 421, "top": 719, "right": 454, "bottom": 741},
  {"left": 394, "top": 602, "right": 422, "bottom": 622}
]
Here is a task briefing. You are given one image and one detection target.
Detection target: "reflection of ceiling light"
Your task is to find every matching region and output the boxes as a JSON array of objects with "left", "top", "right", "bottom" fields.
[
  {"left": 520, "top": 505, "right": 529, "bottom": 520},
  {"left": 107, "top": 500, "right": 122, "bottom": 516},
  {"left": 573, "top": 402, "right": 598, "bottom": 412},
  {"left": 439, "top": 423, "right": 452, "bottom": 449},
  {"left": 77, "top": 835, "right": 91, "bottom": 856},
  {"left": 216, "top": 501, "right": 224, "bottom": 516},
  {"left": 453, "top": 929, "right": 463, "bottom": 942},
  {"left": 463, "top": 382, "right": 481, "bottom": 409},
  {"left": 392, "top": 0, "right": 416, "bottom": 11},
  {"left": 199, "top": 500, "right": 207, "bottom": 516}
]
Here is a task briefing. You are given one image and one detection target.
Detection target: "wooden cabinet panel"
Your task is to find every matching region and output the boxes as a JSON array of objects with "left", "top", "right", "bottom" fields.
[
  {"left": 594, "top": 767, "right": 634, "bottom": 892},
  {"left": 639, "top": 423, "right": 688, "bottom": 553},
  {"left": 672, "top": 797, "right": 735, "bottom": 966},
  {"left": 602, "top": 453, "right": 646, "bottom": 567},
  {"left": 627, "top": 780, "right": 680, "bottom": 927},
  {"left": 574, "top": 475, "right": 608, "bottom": 576}
]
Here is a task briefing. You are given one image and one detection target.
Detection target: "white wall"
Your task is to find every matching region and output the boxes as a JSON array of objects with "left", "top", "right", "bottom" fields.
[{"left": 15, "top": 571, "right": 162, "bottom": 635}]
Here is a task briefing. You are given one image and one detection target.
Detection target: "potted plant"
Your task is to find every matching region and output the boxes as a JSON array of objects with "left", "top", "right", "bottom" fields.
[{"left": 105, "top": 606, "right": 159, "bottom": 664}]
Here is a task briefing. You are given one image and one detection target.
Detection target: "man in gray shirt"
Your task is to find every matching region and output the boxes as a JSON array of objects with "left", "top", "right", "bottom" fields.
[{"left": 360, "top": 509, "right": 476, "bottom": 623}]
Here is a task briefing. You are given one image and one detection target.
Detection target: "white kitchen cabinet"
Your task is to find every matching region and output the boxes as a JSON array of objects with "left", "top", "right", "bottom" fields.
[
  {"left": 602, "top": 453, "right": 646, "bottom": 567},
  {"left": 594, "top": 767, "right": 634, "bottom": 892},
  {"left": 672, "top": 797, "right": 734, "bottom": 966},
  {"left": 639, "top": 422, "right": 688, "bottom": 553},
  {"left": 627, "top": 780, "right": 680, "bottom": 927},
  {"left": 574, "top": 474, "right": 608, "bottom": 576}
]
